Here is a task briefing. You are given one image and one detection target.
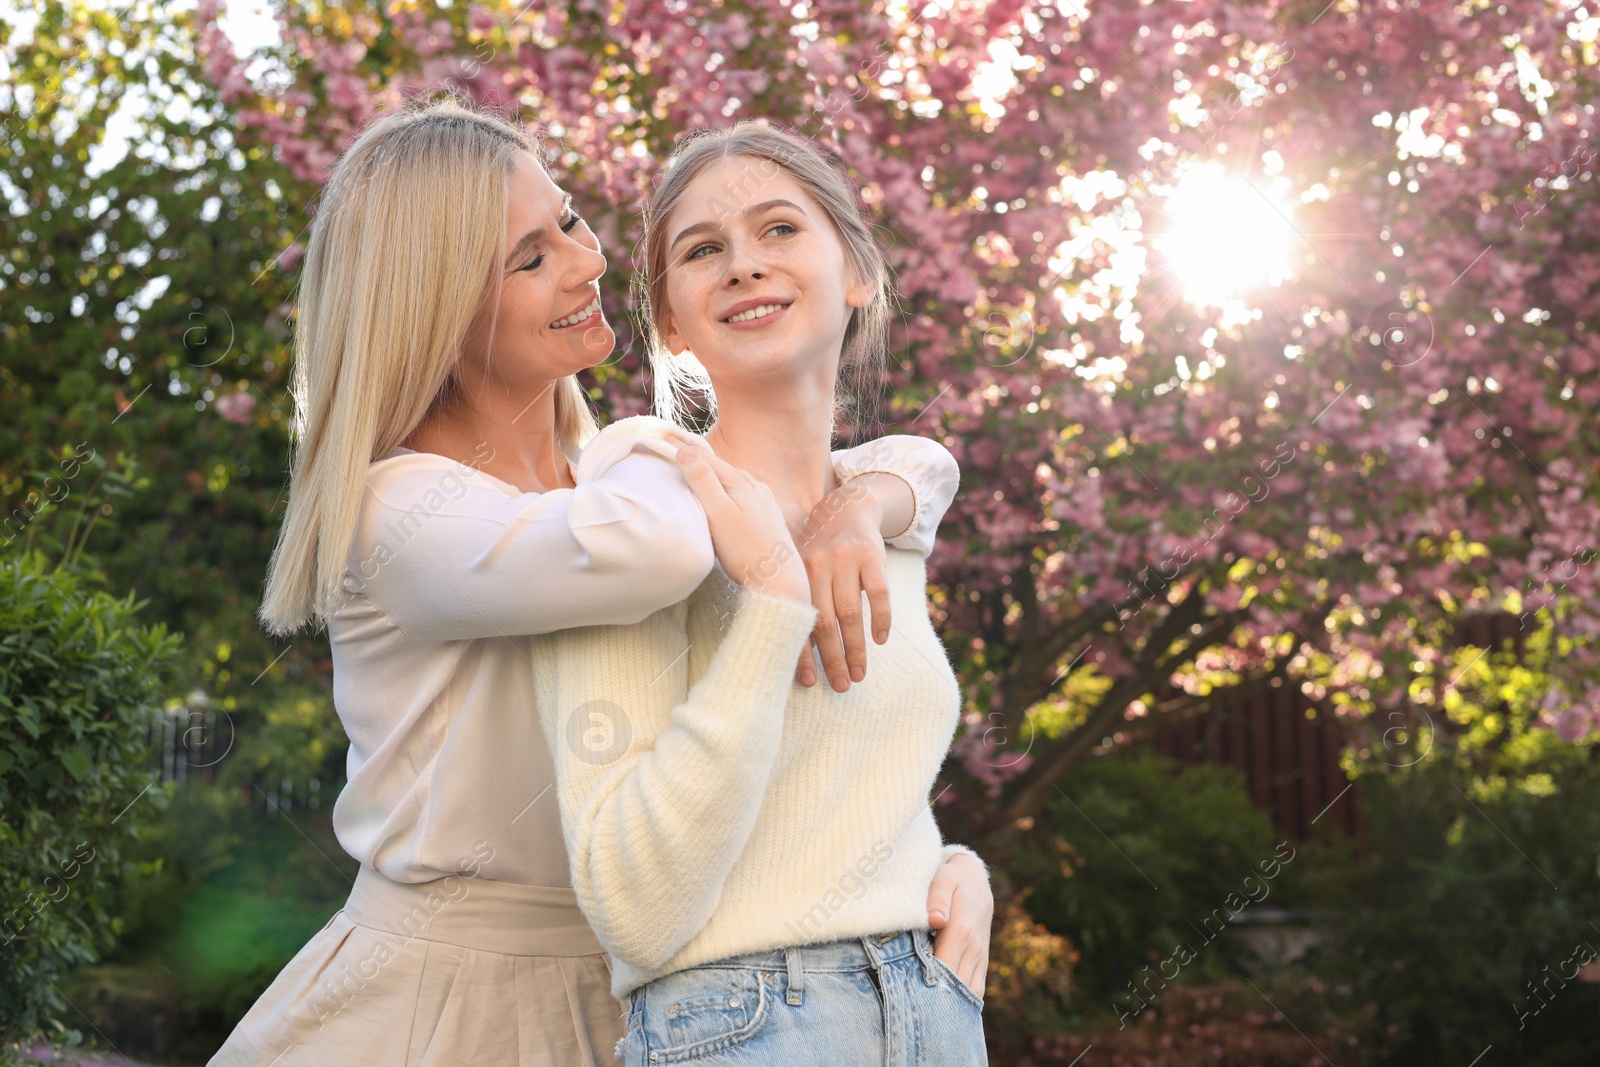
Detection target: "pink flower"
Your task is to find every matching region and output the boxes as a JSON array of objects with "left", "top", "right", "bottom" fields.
[
  {"left": 1552, "top": 708, "right": 1594, "bottom": 744},
  {"left": 215, "top": 391, "right": 256, "bottom": 425}
]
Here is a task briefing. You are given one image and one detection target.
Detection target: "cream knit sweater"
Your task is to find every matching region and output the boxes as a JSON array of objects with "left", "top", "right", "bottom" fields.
[{"left": 530, "top": 527, "right": 966, "bottom": 999}]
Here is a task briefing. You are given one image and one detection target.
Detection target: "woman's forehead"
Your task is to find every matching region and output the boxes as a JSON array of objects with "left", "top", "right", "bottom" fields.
[
  {"left": 669, "top": 156, "right": 819, "bottom": 229},
  {"left": 508, "top": 151, "right": 558, "bottom": 195},
  {"left": 506, "top": 153, "right": 567, "bottom": 226}
]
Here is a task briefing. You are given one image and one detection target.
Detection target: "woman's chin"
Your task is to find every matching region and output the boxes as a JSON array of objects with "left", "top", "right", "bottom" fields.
[
  {"left": 557, "top": 319, "right": 617, "bottom": 369},
  {"left": 696, "top": 346, "right": 828, "bottom": 387}
]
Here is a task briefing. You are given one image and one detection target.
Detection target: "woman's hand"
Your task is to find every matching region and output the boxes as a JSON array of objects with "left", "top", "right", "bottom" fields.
[
  {"left": 792, "top": 478, "right": 893, "bottom": 691},
  {"left": 927, "top": 851, "right": 992, "bottom": 999},
  {"left": 674, "top": 442, "right": 809, "bottom": 604}
]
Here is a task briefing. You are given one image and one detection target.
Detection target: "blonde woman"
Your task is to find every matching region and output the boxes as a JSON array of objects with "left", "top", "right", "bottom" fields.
[
  {"left": 209, "top": 101, "right": 988, "bottom": 1067},
  {"left": 531, "top": 124, "right": 988, "bottom": 1067}
]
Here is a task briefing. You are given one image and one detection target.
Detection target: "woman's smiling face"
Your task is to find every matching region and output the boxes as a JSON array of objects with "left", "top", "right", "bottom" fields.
[
  {"left": 458, "top": 151, "right": 613, "bottom": 391},
  {"left": 659, "top": 155, "right": 872, "bottom": 391}
]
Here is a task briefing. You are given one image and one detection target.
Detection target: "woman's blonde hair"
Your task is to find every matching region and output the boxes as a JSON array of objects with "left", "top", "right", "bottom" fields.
[
  {"left": 635, "top": 123, "right": 891, "bottom": 429},
  {"left": 259, "top": 99, "right": 598, "bottom": 635}
]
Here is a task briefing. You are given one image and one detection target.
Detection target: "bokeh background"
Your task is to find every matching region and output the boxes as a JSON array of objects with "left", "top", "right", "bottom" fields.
[{"left": 5, "top": 0, "right": 1600, "bottom": 1063}]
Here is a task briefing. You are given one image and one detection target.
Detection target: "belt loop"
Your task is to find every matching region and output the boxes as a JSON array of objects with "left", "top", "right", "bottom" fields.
[
  {"left": 912, "top": 929, "right": 939, "bottom": 986},
  {"left": 785, "top": 946, "right": 805, "bottom": 1006}
]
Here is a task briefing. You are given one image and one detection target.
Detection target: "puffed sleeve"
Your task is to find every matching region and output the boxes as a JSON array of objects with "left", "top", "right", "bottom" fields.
[{"left": 831, "top": 435, "right": 961, "bottom": 557}]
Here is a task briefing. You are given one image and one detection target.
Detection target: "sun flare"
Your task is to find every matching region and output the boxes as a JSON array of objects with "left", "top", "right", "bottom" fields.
[{"left": 1155, "top": 165, "right": 1297, "bottom": 308}]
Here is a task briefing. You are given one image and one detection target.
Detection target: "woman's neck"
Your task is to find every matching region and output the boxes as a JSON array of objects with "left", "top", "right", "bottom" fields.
[
  {"left": 705, "top": 379, "right": 838, "bottom": 529},
  {"left": 404, "top": 381, "right": 572, "bottom": 493}
]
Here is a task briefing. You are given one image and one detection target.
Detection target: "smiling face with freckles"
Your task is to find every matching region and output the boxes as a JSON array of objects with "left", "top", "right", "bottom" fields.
[
  {"left": 658, "top": 155, "right": 874, "bottom": 397},
  {"left": 457, "top": 151, "right": 614, "bottom": 393}
]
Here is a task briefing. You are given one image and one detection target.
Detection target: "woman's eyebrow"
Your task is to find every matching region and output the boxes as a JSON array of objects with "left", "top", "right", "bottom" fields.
[
  {"left": 504, "top": 194, "right": 575, "bottom": 268},
  {"left": 669, "top": 198, "right": 806, "bottom": 253}
]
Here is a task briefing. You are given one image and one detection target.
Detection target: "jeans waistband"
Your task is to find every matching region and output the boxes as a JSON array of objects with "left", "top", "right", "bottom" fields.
[{"left": 678, "top": 928, "right": 931, "bottom": 973}]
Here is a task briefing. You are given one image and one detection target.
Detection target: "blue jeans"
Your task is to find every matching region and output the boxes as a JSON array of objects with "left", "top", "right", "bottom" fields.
[{"left": 616, "top": 928, "right": 987, "bottom": 1066}]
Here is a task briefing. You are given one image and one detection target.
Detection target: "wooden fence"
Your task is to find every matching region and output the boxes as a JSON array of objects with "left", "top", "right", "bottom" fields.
[
  {"left": 1147, "top": 610, "right": 1526, "bottom": 842},
  {"left": 1151, "top": 682, "right": 1361, "bottom": 841}
]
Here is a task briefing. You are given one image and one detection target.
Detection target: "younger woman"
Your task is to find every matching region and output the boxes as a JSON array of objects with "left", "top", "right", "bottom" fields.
[{"left": 532, "top": 124, "right": 987, "bottom": 1066}]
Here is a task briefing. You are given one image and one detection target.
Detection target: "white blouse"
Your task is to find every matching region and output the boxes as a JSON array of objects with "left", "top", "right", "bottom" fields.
[{"left": 325, "top": 418, "right": 961, "bottom": 887}]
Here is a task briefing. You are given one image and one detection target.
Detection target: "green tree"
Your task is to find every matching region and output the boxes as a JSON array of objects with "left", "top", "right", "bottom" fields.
[{"left": 2, "top": 3, "right": 349, "bottom": 1053}]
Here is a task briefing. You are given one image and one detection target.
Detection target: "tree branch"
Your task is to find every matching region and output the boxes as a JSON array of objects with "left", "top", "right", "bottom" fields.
[{"left": 991, "top": 580, "right": 1215, "bottom": 827}]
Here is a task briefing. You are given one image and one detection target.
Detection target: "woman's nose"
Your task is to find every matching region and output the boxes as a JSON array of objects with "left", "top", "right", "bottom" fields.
[
  {"left": 575, "top": 242, "right": 607, "bottom": 285},
  {"left": 724, "top": 237, "right": 767, "bottom": 286}
]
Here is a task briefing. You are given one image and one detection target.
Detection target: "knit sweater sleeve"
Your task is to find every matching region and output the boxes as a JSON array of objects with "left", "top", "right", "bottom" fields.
[
  {"left": 539, "top": 584, "right": 818, "bottom": 971},
  {"left": 940, "top": 843, "right": 990, "bottom": 875},
  {"left": 830, "top": 435, "right": 960, "bottom": 557}
]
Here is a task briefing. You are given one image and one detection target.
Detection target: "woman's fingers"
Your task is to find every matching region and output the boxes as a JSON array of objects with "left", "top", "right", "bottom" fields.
[
  {"left": 674, "top": 445, "right": 733, "bottom": 512},
  {"left": 809, "top": 566, "right": 851, "bottom": 692},
  {"left": 861, "top": 554, "right": 891, "bottom": 646},
  {"left": 927, "top": 854, "right": 992, "bottom": 997},
  {"left": 696, "top": 445, "right": 761, "bottom": 496},
  {"left": 959, "top": 938, "right": 986, "bottom": 994},
  {"left": 832, "top": 569, "right": 869, "bottom": 684},
  {"left": 935, "top": 909, "right": 983, "bottom": 995},
  {"left": 795, "top": 488, "right": 893, "bottom": 690},
  {"left": 678, "top": 445, "right": 808, "bottom": 603},
  {"left": 926, "top": 862, "right": 957, "bottom": 926},
  {"left": 657, "top": 424, "right": 704, "bottom": 451},
  {"left": 794, "top": 643, "right": 819, "bottom": 688}
]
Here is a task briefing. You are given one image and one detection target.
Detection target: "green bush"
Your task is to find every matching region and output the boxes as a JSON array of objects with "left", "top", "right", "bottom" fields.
[
  {"left": 1309, "top": 749, "right": 1600, "bottom": 1065},
  {"left": 1306, "top": 637, "right": 1600, "bottom": 1066},
  {"left": 1010, "top": 750, "right": 1293, "bottom": 1007},
  {"left": 0, "top": 551, "right": 179, "bottom": 1050}
]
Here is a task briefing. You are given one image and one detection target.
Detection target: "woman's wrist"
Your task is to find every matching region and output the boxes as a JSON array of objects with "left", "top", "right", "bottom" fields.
[
  {"left": 841, "top": 471, "right": 913, "bottom": 541},
  {"left": 730, "top": 541, "right": 810, "bottom": 604}
]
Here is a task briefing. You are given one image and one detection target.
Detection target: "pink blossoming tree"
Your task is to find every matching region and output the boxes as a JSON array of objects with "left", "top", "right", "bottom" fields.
[{"left": 198, "top": 0, "right": 1600, "bottom": 857}]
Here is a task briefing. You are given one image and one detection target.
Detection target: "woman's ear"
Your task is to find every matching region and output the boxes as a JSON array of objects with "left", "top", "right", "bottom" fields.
[
  {"left": 845, "top": 266, "right": 875, "bottom": 310},
  {"left": 663, "top": 309, "right": 689, "bottom": 356}
]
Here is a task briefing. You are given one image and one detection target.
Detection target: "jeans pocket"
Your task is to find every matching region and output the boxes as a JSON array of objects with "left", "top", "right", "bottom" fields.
[
  {"left": 926, "top": 950, "right": 986, "bottom": 1012},
  {"left": 638, "top": 968, "right": 771, "bottom": 1063}
]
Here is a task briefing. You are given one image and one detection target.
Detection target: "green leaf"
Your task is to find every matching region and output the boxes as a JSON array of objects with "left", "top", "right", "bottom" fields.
[{"left": 59, "top": 744, "right": 92, "bottom": 781}]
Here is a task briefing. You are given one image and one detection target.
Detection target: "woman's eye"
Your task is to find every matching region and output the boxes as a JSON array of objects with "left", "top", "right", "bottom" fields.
[
  {"left": 766, "top": 222, "right": 797, "bottom": 237},
  {"left": 517, "top": 254, "right": 545, "bottom": 273},
  {"left": 561, "top": 212, "right": 583, "bottom": 233},
  {"left": 685, "top": 242, "right": 719, "bottom": 261}
]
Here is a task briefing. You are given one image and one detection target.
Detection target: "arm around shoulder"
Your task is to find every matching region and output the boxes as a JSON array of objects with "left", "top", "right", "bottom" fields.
[{"left": 352, "top": 423, "right": 713, "bottom": 640}]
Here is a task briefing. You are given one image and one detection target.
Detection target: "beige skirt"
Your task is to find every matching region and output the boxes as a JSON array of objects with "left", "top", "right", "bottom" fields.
[{"left": 208, "top": 866, "right": 626, "bottom": 1067}]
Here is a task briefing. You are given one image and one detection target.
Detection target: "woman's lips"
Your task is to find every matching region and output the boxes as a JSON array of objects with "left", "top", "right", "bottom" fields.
[
  {"left": 551, "top": 296, "right": 602, "bottom": 329},
  {"left": 721, "top": 302, "right": 791, "bottom": 329}
]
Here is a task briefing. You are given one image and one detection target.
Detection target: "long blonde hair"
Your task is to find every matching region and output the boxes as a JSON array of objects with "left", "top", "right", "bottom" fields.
[
  {"left": 635, "top": 123, "right": 892, "bottom": 429},
  {"left": 259, "top": 100, "right": 598, "bottom": 635}
]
